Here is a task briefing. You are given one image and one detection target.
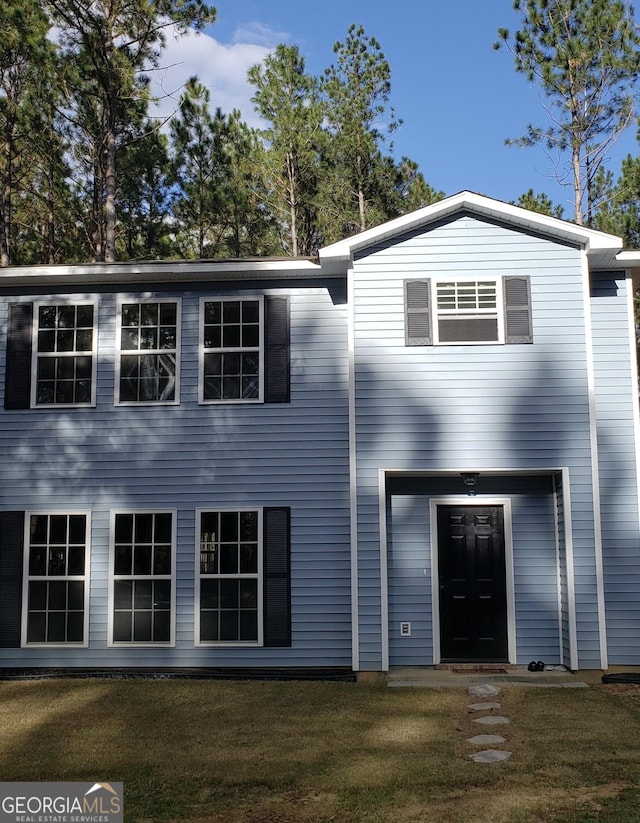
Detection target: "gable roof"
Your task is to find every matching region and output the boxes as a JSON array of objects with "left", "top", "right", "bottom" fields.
[{"left": 318, "top": 190, "right": 626, "bottom": 274}]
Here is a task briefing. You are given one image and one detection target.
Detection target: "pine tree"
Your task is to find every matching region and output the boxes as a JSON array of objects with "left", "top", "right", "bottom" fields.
[
  {"left": 496, "top": 0, "right": 640, "bottom": 225},
  {"left": 321, "top": 24, "right": 401, "bottom": 237},
  {"left": 118, "top": 126, "right": 173, "bottom": 260},
  {"left": 0, "top": 0, "right": 55, "bottom": 265},
  {"left": 170, "top": 79, "right": 228, "bottom": 258},
  {"left": 592, "top": 154, "right": 640, "bottom": 246},
  {"left": 46, "top": 0, "right": 215, "bottom": 262},
  {"left": 515, "top": 188, "right": 565, "bottom": 218},
  {"left": 248, "top": 44, "right": 324, "bottom": 257}
]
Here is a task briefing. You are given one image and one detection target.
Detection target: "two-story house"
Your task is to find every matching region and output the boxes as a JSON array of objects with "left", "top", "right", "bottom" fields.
[{"left": 1, "top": 191, "right": 639, "bottom": 677}]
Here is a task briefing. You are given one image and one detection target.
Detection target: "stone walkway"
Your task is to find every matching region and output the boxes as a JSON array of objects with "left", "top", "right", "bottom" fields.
[
  {"left": 465, "top": 683, "right": 512, "bottom": 763},
  {"left": 385, "top": 669, "right": 591, "bottom": 764}
]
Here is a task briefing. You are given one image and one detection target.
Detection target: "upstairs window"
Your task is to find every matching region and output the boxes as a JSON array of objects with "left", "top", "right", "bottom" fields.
[
  {"left": 117, "top": 299, "right": 180, "bottom": 404},
  {"left": 200, "top": 298, "right": 263, "bottom": 403},
  {"left": 33, "top": 303, "right": 96, "bottom": 406},
  {"left": 405, "top": 276, "right": 532, "bottom": 346},
  {"left": 435, "top": 280, "right": 502, "bottom": 343}
]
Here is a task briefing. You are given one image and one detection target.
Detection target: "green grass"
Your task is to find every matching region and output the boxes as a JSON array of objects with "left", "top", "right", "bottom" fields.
[{"left": 1, "top": 678, "right": 640, "bottom": 822}]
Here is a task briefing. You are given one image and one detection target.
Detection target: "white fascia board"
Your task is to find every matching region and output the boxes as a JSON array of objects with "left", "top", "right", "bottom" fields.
[
  {"left": 0, "top": 258, "right": 323, "bottom": 288},
  {"left": 319, "top": 190, "right": 622, "bottom": 273},
  {"left": 615, "top": 250, "right": 640, "bottom": 266}
]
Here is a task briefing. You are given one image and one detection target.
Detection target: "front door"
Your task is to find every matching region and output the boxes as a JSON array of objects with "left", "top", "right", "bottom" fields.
[{"left": 437, "top": 505, "right": 508, "bottom": 662}]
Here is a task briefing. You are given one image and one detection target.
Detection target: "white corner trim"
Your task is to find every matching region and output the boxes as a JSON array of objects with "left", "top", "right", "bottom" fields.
[
  {"left": 552, "top": 475, "right": 565, "bottom": 668},
  {"left": 625, "top": 272, "right": 640, "bottom": 532},
  {"left": 582, "top": 252, "right": 608, "bottom": 671},
  {"left": 561, "top": 468, "right": 580, "bottom": 671},
  {"left": 347, "top": 264, "right": 360, "bottom": 672},
  {"left": 379, "top": 470, "right": 389, "bottom": 672}
]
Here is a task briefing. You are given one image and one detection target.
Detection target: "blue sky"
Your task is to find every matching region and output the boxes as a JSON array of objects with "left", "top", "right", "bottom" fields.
[{"left": 156, "top": 0, "right": 640, "bottom": 219}]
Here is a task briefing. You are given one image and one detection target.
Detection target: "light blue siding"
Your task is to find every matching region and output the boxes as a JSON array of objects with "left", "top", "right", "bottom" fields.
[
  {"left": 352, "top": 215, "right": 602, "bottom": 669},
  {"left": 0, "top": 284, "right": 352, "bottom": 669},
  {"left": 387, "top": 494, "right": 432, "bottom": 666},
  {"left": 591, "top": 272, "right": 640, "bottom": 665}
]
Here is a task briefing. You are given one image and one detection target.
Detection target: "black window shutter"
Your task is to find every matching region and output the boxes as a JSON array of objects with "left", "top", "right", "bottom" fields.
[
  {"left": 5, "top": 303, "right": 33, "bottom": 409},
  {"left": 265, "top": 296, "right": 290, "bottom": 403},
  {"left": 504, "top": 276, "right": 533, "bottom": 344},
  {"left": 263, "top": 507, "right": 291, "bottom": 647},
  {"left": 404, "top": 279, "right": 432, "bottom": 345},
  {"left": 0, "top": 511, "right": 24, "bottom": 648}
]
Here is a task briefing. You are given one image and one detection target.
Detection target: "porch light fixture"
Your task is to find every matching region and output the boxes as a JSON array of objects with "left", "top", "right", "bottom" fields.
[{"left": 460, "top": 472, "right": 479, "bottom": 495}]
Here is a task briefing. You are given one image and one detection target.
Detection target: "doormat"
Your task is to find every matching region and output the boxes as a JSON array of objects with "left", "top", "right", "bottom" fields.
[{"left": 452, "top": 666, "right": 508, "bottom": 674}]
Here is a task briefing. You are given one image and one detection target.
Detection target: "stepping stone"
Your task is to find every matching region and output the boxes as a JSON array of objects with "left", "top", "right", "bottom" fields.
[
  {"left": 473, "top": 715, "right": 510, "bottom": 725},
  {"left": 467, "top": 734, "right": 506, "bottom": 746},
  {"left": 470, "top": 749, "right": 512, "bottom": 763},
  {"left": 468, "top": 701, "right": 501, "bottom": 711},
  {"left": 469, "top": 684, "right": 501, "bottom": 697}
]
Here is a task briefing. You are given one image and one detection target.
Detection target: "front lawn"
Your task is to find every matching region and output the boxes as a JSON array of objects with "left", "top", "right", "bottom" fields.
[{"left": 1, "top": 678, "right": 639, "bottom": 822}]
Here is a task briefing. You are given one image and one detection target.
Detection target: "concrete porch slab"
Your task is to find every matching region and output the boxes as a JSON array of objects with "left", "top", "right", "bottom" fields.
[{"left": 386, "top": 666, "right": 589, "bottom": 688}]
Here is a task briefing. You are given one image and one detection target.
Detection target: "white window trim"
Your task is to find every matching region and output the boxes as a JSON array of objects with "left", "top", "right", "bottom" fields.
[
  {"left": 30, "top": 300, "right": 98, "bottom": 409},
  {"left": 195, "top": 507, "right": 264, "bottom": 647},
  {"left": 115, "top": 297, "right": 181, "bottom": 406},
  {"left": 198, "top": 295, "right": 264, "bottom": 405},
  {"left": 433, "top": 276, "right": 505, "bottom": 345},
  {"left": 107, "top": 509, "right": 177, "bottom": 647},
  {"left": 21, "top": 510, "right": 91, "bottom": 648}
]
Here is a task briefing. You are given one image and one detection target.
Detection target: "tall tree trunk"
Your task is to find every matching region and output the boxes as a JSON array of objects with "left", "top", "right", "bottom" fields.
[
  {"left": 47, "top": 163, "right": 55, "bottom": 264},
  {"left": 1, "top": 123, "right": 15, "bottom": 266},
  {"left": 0, "top": 181, "right": 10, "bottom": 267},
  {"left": 572, "top": 142, "right": 583, "bottom": 225},
  {"left": 286, "top": 151, "right": 298, "bottom": 256},
  {"left": 91, "top": 156, "right": 103, "bottom": 262},
  {"left": 356, "top": 154, "right": 366, "bottom": 231},
  {"left": 104, "top": 125, "right": 117, "bottom": 262}
]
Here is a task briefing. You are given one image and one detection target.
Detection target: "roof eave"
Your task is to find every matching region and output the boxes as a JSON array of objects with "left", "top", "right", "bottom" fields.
[
  {"left": 0, "top": 258, "right": 325, "bottom": 288},
  {"left": 319, "top": 191, "right": 622, "bottom": 272}
]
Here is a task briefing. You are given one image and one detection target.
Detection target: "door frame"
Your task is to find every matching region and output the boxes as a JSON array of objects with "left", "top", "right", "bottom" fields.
[{"left": 429, "top": 497, "right": 516, "bottom": 664}]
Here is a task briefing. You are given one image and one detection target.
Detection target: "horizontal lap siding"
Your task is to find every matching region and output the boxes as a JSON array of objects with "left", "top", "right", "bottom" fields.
[
  {"left": 353, "top": 215, "right": 599, "bottom": 669},
  {"left": 511, "top": 494, "right": 561, "bottom": 664},
  {"left": 591, "top": 272, "right": 640, "bottom": 664},
  {"left": 387, "top": 494, "right": 432, "bottom": 666},
  {"left": 0, "top": 287, "right": 351, "bottom": 669}
]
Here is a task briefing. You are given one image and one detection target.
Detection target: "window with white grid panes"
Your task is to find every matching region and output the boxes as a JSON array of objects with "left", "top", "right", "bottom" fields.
[
  {"left": 201, "top": 298, "right": 263, "bottom": 402},
  {"left": 197, "top": 509, "right": 261, "bottom": 644},
  {"left": 34, "top": 304, "right": 96, "bottom": 406},
  {"left": 23, "top": 513, "right": 89, "bottom": 645},
  {"left": 117, "top": 300, "right": 179, "bottom": 403},
  {"left": 111, "top": 512, "right": 174, "bottom": 644}
]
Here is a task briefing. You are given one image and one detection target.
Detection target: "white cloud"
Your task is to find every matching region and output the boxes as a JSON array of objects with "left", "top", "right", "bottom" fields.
[
  {"left": 231, "top": 21, "right": 289, "bottom": 48},
  {"left": 148, "top": 27, "right": 276, "bottom": 128}
]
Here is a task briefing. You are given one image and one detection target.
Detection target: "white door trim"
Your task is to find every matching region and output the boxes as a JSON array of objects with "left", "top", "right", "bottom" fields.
[{"left": 429, "top": 497, "right": 516, "bottom": 664}]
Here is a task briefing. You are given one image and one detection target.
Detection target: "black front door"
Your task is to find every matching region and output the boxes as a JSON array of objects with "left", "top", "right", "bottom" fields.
[{"left": 437, "top": 505, "right": 508, "bottom": 662}]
